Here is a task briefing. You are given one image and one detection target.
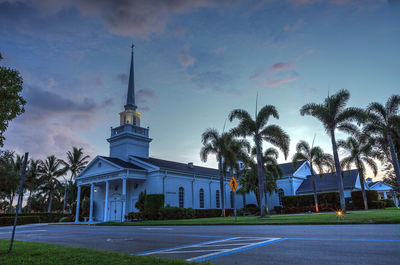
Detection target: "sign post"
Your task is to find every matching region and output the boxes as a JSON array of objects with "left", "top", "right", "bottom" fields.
[
  {"left": 9, "top": 152, "right": 29, "bottom": 252},
  {"left": 229, "top": 176, "right": 238, "bottom": 222}
]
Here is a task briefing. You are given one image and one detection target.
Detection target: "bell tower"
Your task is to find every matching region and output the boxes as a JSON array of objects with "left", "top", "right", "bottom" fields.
[{"left": 107, "top": 45, "right": 152, "bottom": 160}]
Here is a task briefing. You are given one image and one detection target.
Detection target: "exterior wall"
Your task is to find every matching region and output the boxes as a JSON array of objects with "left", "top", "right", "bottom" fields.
[{"left": 108, "top": 134, "right": 151, "bottom": 160}]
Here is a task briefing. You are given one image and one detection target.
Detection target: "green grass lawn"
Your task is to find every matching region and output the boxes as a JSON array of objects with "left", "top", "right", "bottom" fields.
[
  {"left": 0, "top": 239, "right": 203, "bottom": 265},
  {"left": 99, "top": 207, "right": 400, "bottom": 226}
]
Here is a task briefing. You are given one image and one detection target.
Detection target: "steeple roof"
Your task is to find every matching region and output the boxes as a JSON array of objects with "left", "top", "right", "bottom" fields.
[{"left": 125, "top": 44, "right": 137, "bottom": 111}]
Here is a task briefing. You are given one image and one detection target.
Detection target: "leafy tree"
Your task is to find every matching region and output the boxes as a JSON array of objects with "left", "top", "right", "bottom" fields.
[
  {"left": 135, "top": 190, "right": 147, "bottom": 212},
  {"left": 25, "top": 159, "right": 42, "bottom": 212},
  {"left": 200, "top": 129, "right": 232, "bottom": 216},
  {"left": 292, "top": 140, "right": 334, "bottom": 212},
  {"left": 229, "top": 105, "right": 290, "bottom": 216},
  {"left": 300, "top": 89, "right": 365, "bottom": 211},
  {"left": 39, "top": 155, "right": 66, "bottom": 212},
  {"left": 338, "top": 131, "right": 379, "bottom": 210},
  {"left": 0, "top": 52, "right": 26, "bottom": 147},
  {"left": 238, "top": 161, "right": 259, "bottom": 206},
  {"left": 365, "top": 95, "right": 400, "bottom": 189},
  {"left": 62, "top": 147, "right": 89, "bottom": 212}
]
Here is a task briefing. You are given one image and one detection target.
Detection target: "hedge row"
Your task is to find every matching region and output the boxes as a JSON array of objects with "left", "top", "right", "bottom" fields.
[
  {"left": 282, "top": 192, "right": 340, "bottom": 213},
  {"left": 0, "top": 213, "right": 72, "bottom": 223},
  {"left": 350, "top": 190, "right": 380, "bottom": 209},
  {"left": 0, "top": 216, "right": 40, "bottom": 226}
]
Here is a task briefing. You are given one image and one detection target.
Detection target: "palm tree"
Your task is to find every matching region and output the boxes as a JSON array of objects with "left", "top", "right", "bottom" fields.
[
  {"left": 238, "top": 161, "right": 259, "bottom": 205},
  {"left": 229, "top": 105, "right": 290, "bottom": 217},
  {"left": 25, "top": 159, "right": 41, "bottom": 212},
  {"left": 222, "top": 137, "right": 251, "bottom": 216},
  {"left": 200, "top": 128, "right": 232, "bottom": 216},
  {"left": 39, "top": 155, "right": 66, "bottom": 212},
  {"left": 365, "top": 95, "right": 400, "bottom": 189},
  {"left": 62, "top": 147, "right": 89, "bottom": 212},
  {"left": 300, "top": 89, "right": 365, "bottom": 211},
  {"left": 338, "top": 131, "right": 380, "bottom": 210},
  {"left": 292, "top": 140, "right": 334, "bottom": 212}
]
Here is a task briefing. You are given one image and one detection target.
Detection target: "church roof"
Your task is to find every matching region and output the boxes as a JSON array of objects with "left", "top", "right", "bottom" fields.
[
  {"left": 100, "top": 156, "right": 145, "bottom": 170},
  {"left": 368, "top": 181, "right": 378, "bottom": 188},
  {"left": 296, "top": 169, "right": 359, "bottom": 194},
  {"left": 134, "top": 156, "right": 220, "bottom": 177},
  {"left": 280, "top": 161, "right": 302, "bottom": 176}
]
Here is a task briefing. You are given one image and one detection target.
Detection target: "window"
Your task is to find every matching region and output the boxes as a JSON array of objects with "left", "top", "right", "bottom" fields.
[
  {"left": 199, "top": 189, "right": 204, "bottom": 208},
  {"left": 216, "top": 190, "right": 220, "bottom": 208},
  {"left": 278, "top": 189, "right": 284, "bottom": 206},
  {"left": 179, "top": 187, "right": 184, "bottom": 208}
]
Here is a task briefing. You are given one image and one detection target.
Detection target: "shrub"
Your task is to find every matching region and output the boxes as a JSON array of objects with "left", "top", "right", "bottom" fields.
[
  {"left": 0, "top": 216, "right": 40, "bottom": 226},
  {"left": 351, "top": 190, "right": 379, "bottom": 209},
  {"left": 59, "top": 216, "right": 74, "bottom": 222},
  {"left": 126, "top": 212, "right": 144, "bottom": 221},
  {"left": 370, "top": 201, "right": 385, "bottom": 209},
  {"left": 159, "top": 207, "right": 195, "bottom": 220},
  {"left": 380, "top": 199, "right": 396, "bottom": 207},
  {"left": 0, "top": 213, "right": 72, "bottom": 223},
  {"left": 135, "top": 190, "right": 146, "bottom": 212},
  {"left": 282, "top": 192, "right": 340, "bottom": 213},
  {"left": 144, "top": 194, "right": 165, "bottom": 220},
  {"left": 194, "top": 209, "right": 233, "bottom": 218},
  {"left": 244, "top": 205, "right": 260, "bottom": 215},
  {"left": 273, "top": 206, "right": 283, "bottom": 214}
]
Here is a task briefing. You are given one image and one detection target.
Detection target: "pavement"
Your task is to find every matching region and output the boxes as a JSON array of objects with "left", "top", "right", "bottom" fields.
[{"left": 0, "top": 224, "right": 399, "bottom": 264}]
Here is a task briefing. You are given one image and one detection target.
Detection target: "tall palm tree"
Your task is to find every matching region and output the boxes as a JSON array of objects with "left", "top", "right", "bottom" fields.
[
  {"left": 300, "top": 89, "right": 365, "bottom": 211},
  {"left": 200, "top": 129, "right": 232, "bottom": 216},
  {"left": 238, "top": 161, "right": 260, "bottom": 206},
  {"left": 365, "top": 95, "right": 400, "bottom": 189},
  {"left": 292, "top": 140, "right": 334, "bottom": 212},
  {"left": 25, "top": 159, "right": 41, "bottom": 213},
  {"left": 338, "top": 131, "right": 380, "bottom": 210},
  {"left": 39, "top": 155, "right": 66, "bottom": 212},
  {"left": 62, "top": 147, "right": 89, "bottom": 212},
  {"left": 229, "top": 105, "right": 290, "bottom": 217}
]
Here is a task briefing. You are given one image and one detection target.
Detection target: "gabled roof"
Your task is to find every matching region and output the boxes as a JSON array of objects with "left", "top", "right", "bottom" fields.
[
  {"left": 100, "top": 156, "right": 145, "bottom": 170},
  {"left": 280, "top": 161, "right": 306, "bottom": 176},
  {"left": 368, "top": 181, "right": 378, "bottom": 188},
  {"left": 133, "top": 156, "right": 219, "bottom": 176},
  {"left": 296, "top": 169, "right": 359, "bottom": 194}
]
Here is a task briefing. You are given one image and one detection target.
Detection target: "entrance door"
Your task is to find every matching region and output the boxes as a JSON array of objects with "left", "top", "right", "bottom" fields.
[{"left": 109, "top": 201, "right": 122, "bottom": 221}]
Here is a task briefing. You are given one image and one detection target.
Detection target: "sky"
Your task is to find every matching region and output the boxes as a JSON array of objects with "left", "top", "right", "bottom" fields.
[{"left": 1, "top": 0, "right": 400, "bottom": 179}]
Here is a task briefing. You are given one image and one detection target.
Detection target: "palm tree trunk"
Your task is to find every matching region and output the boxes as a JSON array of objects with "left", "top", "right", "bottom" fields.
[
  {"left": 219, "top": 161, "right": 225, "bottom": 217},
  {"left": 311, "top": 172, "right": 319, "bottom": 212},
  {"left": 63, "top": 183, "right": 68, "bottom": 213},
  {"left": 256, "top": 142, "right": 266, "bottom": 217},
  {"left": 47, "top": 190, "right": 53, "bottom": 213},
  {"left": 9, "top": 194, "right": 14, "bottom": 213},
  {"left": 358, "top": 170, "right": 368, "bottom": 210},
  {"left": 27, "top": 190, "right": 32, "bottom": 213},
  {"left": 330, "top": 130, "right": 346, "bottom": 212},
  {"left": 387, "top": 133, "right": 400, "bottom": 190}
]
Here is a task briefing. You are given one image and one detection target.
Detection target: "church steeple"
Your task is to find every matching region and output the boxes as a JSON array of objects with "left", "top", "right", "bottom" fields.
[
  {"left": 119, "top": 45, "right": 141, "bottom": 127},
  {"left": 125, "top": 44, "right": 137, "bottom": 111}
]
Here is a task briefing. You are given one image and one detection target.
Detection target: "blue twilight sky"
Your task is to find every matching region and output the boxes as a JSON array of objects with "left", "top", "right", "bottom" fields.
[{"left": 1, "top": 0, "right": 400, "bottom": 177}]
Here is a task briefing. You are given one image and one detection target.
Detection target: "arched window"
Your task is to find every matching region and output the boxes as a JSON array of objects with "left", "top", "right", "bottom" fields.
[
  {"left": 216, "top": 190, "right": 220, "bottom": 208},
  {"left": 179, "top": 187, "right": 184, "bottom": 208},
  {"left": 278, "top": 189, "right": 284, "bottom": 206},
  {"left": 199, "top": 189, "right": 204, "bottom": 208}
]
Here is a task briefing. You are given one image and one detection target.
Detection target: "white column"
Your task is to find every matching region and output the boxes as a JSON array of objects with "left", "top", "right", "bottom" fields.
[
  {"left": 384, "top": 192, "right": 387, "bottom": 199},
  {"left": 104, "top": 181, "right": 109, "bottom": 222},
  {"left": 89, "top": 183, "right": 94, "bottom": 222},
  {"left": 122, "top": 178, "right": 127, "bottom": 222},
  {"left": 75, "top": 185, "right": 81, "bottom": 222}
]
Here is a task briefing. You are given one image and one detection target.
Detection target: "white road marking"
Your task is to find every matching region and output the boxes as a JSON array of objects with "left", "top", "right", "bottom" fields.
[
  {"left": 138, "top": 236, "right": 281, "bottom": 262},
  {"left": 0, "top": 229, "right": 47, "bottom": 235}
]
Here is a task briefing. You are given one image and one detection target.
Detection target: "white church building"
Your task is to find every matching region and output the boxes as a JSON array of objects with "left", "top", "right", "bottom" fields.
[{"left": 74, "top": 48, "right": 393, "bottom": 223}]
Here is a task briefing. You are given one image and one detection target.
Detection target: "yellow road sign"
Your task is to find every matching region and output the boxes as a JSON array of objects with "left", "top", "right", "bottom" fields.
[{"left": 229, "top": 176, "right": 238, "bottom": 192}]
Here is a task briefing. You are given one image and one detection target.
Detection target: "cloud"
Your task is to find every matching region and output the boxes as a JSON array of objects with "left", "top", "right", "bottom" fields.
[
  {"left": 136, "top": 88, "right": 157, "bottom": 112},
  {"left": 178, "top": 45, "right": 195, "bottom": 69},
  {"left": 116, "top": 73, "right": 128, "bottom": 84},
  {"left": 172, "top": 26, "right": 187, "bottom": 39},
  {"left": 189, "top": 71, "right": 238, "bottom": 93},
  {"left": 249, "top": 62, "right": 294, "bottom": 81},
  {"left": 6, "top": 0, "right": 233, "bottom": 38},
  {"left": 286, "top": 0, "right": 385, "bottom": 9},
  {"left": 266, "top": 73, "right": 299, "bottom": 87},
  {"left": 283, "top": 19, "right": 305, "bottom": 32}
]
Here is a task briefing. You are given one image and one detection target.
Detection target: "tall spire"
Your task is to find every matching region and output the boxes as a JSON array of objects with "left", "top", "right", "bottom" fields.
[{"left": 125, "top": 44, "right": 137, "bottom": 111}]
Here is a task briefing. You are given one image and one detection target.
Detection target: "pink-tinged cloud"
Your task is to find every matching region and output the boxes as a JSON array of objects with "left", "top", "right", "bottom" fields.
[
  {"left": 249, "top": 62, "right": 294, "bottom": 81},
  {"left": 287, "top": 0, "right": 385, "bottom": 9},
  {"left": 179, "top": 45, "right": 195, "bottom": 69},
  {"left": 266, "top": 74, "right": 298, "bottom": 87},
  {"left": 136, "top": 88, "right": 157, "bottom": 112}
]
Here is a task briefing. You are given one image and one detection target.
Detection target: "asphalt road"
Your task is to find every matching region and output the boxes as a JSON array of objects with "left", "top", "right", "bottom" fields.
[{"left": 0, "top": 224, "right": 399, "bottom": 264}]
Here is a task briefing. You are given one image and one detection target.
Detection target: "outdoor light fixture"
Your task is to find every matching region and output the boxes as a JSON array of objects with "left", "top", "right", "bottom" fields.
[{"left": 94, "top": 189, "right": 97, "bottom": 193}]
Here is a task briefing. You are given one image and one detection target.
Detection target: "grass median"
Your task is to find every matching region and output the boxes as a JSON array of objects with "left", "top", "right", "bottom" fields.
[
  {"left": 0, "top": 239, "right": 202, "bottom": 265},
  {"left": 98, "top": 207, "right": 400, "bottom": 226}
]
